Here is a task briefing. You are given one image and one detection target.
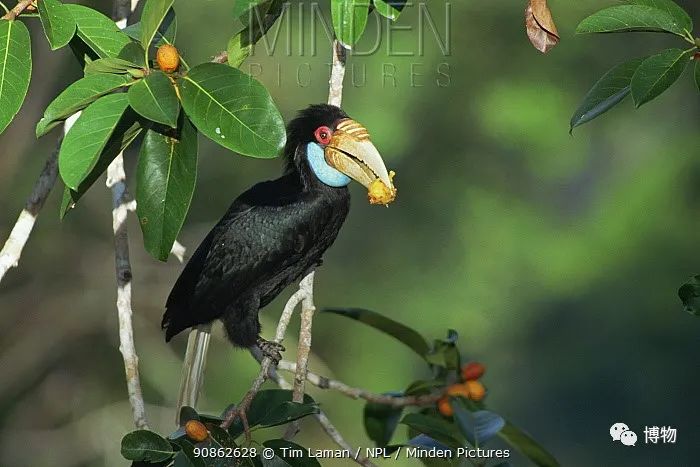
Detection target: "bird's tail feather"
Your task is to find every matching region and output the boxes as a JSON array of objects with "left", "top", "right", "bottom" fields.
[{"left": 176, "top": 323, "right": 212, "bottom": 424}]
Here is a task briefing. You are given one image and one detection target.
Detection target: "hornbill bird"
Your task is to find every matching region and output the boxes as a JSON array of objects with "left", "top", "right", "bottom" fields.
[{"left": 162, "top": 104, "right": 396, "bottom": 412}]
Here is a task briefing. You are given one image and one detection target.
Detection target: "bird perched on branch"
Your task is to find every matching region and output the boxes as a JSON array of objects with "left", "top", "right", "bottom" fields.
[{"left": 162, "top": 104, "right": 396, "bottom": 413}]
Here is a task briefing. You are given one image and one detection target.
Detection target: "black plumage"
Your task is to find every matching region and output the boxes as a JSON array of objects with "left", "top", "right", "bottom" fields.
[{"left": 162, "top": 105, "right": 351, "bottom": 349}]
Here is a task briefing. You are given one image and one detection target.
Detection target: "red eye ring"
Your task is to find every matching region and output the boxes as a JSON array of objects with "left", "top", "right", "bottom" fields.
[{"left": 314, "top": 126, "right": 332, "bottom": 145}]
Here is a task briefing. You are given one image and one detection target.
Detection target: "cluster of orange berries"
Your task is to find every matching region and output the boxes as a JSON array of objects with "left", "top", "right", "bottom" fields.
[{"left": 437, "top": 362, "right": 486, "bottom": 417}]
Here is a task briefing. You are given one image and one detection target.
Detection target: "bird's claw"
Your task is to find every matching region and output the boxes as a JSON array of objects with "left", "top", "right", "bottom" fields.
[{"left": 257, "top": 337, "right": 285, "bottom": 364}]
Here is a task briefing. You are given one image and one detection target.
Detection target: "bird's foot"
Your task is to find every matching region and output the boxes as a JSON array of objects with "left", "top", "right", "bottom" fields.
[
  {"left": 256, "top": 337, "right": 285, "bottom": 364},
  {"left": 221, "top": 402, "right": 252, "bottom": 442}
]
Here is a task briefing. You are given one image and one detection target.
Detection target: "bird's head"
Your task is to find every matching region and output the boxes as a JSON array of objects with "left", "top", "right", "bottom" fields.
[{"left": 285, "top": 104, "right": 397, "bottom": 204}]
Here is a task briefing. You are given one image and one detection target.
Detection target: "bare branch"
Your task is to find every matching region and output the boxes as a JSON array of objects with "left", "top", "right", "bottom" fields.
[
  {"left": 277, "top": 360, "right": 442, "bottom": 407},
  {"left": 1, "top": 0, "right": 33, "bottom": 20},
  {"left": 328, "top": 40, "right": 347, "bottom": 107},
  {"left": 106, "top": 0, "right": 148, "bottom": 430}
]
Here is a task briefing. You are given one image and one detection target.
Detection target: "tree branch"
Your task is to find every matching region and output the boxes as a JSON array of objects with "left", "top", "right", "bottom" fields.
[
  {"left": 107, "top": 0, "right": 149, "bottom": 430},
  {"left": 1, "top": 0, "right": 33, "bottom": 20},
  {"left": 277, "top": 360, "right": 442, "bottom": 407}
]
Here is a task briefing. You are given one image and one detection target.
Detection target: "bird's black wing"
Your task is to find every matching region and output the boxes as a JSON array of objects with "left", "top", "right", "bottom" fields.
[{"left": 163, "top": 175, "right": 321, "bottom": 340}]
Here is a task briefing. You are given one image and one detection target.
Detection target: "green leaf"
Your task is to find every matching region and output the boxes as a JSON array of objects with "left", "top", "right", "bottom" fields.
[
  {"left": 678, "top": 275, "right": 700, "bottom": 316},
  {"left": 450, "top": 399, "right": 505, "bottom": 447},
  {"left": 364, "top": 399, "right": 403, "bottom": 447},
  {"left": 695, "top": 60, "right": 700, "bottom": 93},
  {"left": 233, "top": 0, "right": 268, "bottom": 18},
  {"left": 570, "top": 58, "right": 645, "bottom": 132},
  {"left": 425, "top": 332, "right": 461, "bottom": 371},
  {"left": 628, "top": 0, "right": 692, "bottom": 33},
  {"left": 227, "top": 1, "right": 286, "bottom": 68},
  {"left": 38, "top": 0, "right": 77, "bottom": 50},
  {"left": 576, "top": 5, "right": 688, "bottom": 37},
  {"left": 498, "top": 421, "right": 560, "bottom": 467},
  {"left": 117, "top": 42, "right": 148, "bottom": 68},
  {"left": 128, "top": 71, "right": 179, "bottom": 127},
  {"left": 228, "top": 390, "right": 318, "bottom": 438},
  {"left": 122, "top": 8, "right": 177, "bottom": 48},
  {"left": 66, "top": 4, "right": 132, "bottom": 58},
  {"left": 60, "top": 114, "right": 142, "bottom": 218},
  {"left": 404, "top": 380, "right": 445, "bottom": 396},
  {"left": 180, "top": 63, "right": 285, "bottom": 158},
  {"left": 331, "top": 0, "right": 371, "bottom": 48},
  {"left": 263, "top": 440, "right": 321, "bottom": 467},
  {"left": 171, "top": 438, "right": 205, "bottom": 467},
  {"left": 140, "top": 0, "right": 175, "bottom": 49},
  {"left": 0, "top": 20, "right": 31, "bottom": 136},
  {"left": 373, "top": 0, "right": 406, "bottom": 21},
  {"left": 59, "top": 93, "right": 131, "bottom": 190},
  {"left": 631, "top": 48, "right": 694, "bottom": 107},
  {"left": 323, "top": 308, "right": 430, "bottom": 358},
  {"left": 121, "top": 430, "right": 175, "bottom": 462},
  {"left": 84, "top": 57, "right": 142, "bottom": 75},
  {"left": 400, "top": 413, "right": 465, "bottom": 450},
  {"left": 37, "top": 73, "right": 132, "bottom": 137},
  {"left": 136, "top": 117, "right": 197, "bottom": 261}
]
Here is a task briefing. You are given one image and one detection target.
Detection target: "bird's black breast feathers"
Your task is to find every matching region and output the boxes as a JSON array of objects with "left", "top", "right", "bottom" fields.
[{"left": 162, "top": 172, "right": 350, "bottom": 342}]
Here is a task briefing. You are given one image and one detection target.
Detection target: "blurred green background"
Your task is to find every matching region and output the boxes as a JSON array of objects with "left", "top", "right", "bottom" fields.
[{"left": 1, "top": 0, "right": 699, "bottom": 465}]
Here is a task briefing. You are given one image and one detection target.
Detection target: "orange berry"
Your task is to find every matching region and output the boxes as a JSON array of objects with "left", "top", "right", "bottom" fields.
[
  {"left": 184, "top": 420, "right": 208, "bottom": 442},
  {"left": 156, "top": 44, "right": 180, "bottom": 73},
  {"left": 445, "top": 383, "right": 471, "bottom": 399},
  {"left": 466, "top": 380, "right": 486, "bottom": 401},
  {"left": 461, "top": 362, "right": 485, "bottom": 381},
  {"left": 437, "top": 397, "right": 453, "bottom": 416}
]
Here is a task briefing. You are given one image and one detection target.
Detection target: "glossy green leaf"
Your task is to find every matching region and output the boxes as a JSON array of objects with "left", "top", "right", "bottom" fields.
[
  {"left": 233, "top": 0, "right": 267, "bottom": 18},
  {"left": 364, "top": 399, "right": 403, "bottom": 447},
  {"left": 136, "top": 118, "right": 197, "bottom": 261},
  {"left": 0, "top": 20, "right": 31, "bottom": 136},
  {"left": 450, "top": 399, "right": 505, "bottom": 447},
  {"left": 628, "top": 0, "right": 692, "bottom": 33},
  {"left": 323, "top": 308, "right": 430, "bottom": 357},
  {"left": 695, "top": 60, "right": 700, "bottom": 93},
  {"left": 140, "top": 0, "right": 174, "bottom": 49},
  {"left": 121, "top": 430, "right": 174, "bottom": 462},
  {"left": 180, "top": 63, "right": 285, "bottom": 158},
  {"left": 228, "top": 390, "right": 318, "bottom": 438},
  {"left": 631, "top": 48, "right": 694, "bottom": 107},
  {"left": 84, "top": 57, "right": 141, "bottom": 75},
  {"left": 331, "top": 0, "right": 371, "bottom": 48},
  {"left": 171, "top": 438, "right": 205, "bottom": 467},
  {"left": 263, "top": 440, "right": 321, "bottom": 467},
  {"left": 678, "top": 274, "right": 700, "bottom": 316},
  {"left": 59, "top": 93, "right": 131, "bottom": 190},
  {"left": 122, "top": 8, "right": 177, "bottom": 49},
  {"left": 66, "top": 4, "right": 132, "bottom": 58},
  {"left": 227, "top": 1, "right": 286, "bottom": 68},
  {"left": 373, "top": 0, "right": 407, "bottom": 21},
  {"left": 38, "top": 0, "right": 76, "bottom": 50},
  {"left": 37, "top": 73, "right": 132, "bottom": 137},
  {"left": 400, "top": 413, "right": 465, "bottom": 449},
  {"left": 576, "top": 5, "right": 687, "bottom": 37},
  {"left": 128, "top": 71, "right": 179, "bottom": 127},
  {"left": 60, "top": 117, "right": 141, "bottom": 218},
  {"left": 117, "top": 42, "right": 147, "bottom": 68},
  {"left": 570, "top": 58, "right": 645, "bottom": 132},
  {"left": 498, "top": 421, "right": 560, "bottom": 467}
]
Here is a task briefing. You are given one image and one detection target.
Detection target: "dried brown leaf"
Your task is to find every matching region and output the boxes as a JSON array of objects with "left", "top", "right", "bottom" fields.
[{"left": 526, "top": 0, "right": 560, "bottom": 54}]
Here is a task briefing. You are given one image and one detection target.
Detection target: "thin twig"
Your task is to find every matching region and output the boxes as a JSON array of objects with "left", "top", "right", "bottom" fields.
[
  {"left": 284, "top": 271, "right": 316, "bottom": 439},
  {"left": 0, "top": 138, "right": 60, "bottom": 281},
  {"left": 1, "top": 0, "right": 33, "bottom": 20},
  {"left": 107, "top": 0, "right": 148, "bottom": 430},
  {"left": 277, "top": 360, "right": 442, "bottom": 407},
  {"left": 251, "top": 349, "right": 377, "bottom": 467}
]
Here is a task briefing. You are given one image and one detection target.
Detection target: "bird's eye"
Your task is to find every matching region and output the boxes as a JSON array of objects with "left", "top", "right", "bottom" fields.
[{"left": 314, "top": 126, "right": 332, "bottom": 145}]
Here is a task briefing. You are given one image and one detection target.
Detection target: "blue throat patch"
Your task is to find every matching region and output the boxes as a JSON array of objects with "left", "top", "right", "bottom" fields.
[{"left": 306, "top": 142, "right": 351, "bottom": 187}]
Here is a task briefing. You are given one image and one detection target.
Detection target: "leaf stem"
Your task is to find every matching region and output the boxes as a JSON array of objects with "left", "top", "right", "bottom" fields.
[{"left": 0, "top": 2, "right": 9, "bottom": 15}]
